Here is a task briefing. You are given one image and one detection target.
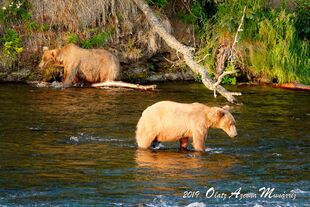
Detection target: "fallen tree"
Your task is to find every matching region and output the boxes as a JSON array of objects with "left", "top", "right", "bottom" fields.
[{"left": 131, "top": 0, "right": 242, "bottom": 103}]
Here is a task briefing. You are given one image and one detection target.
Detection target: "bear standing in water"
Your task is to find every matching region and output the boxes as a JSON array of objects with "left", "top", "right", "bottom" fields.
[
  {"left": 136, "top": 101, "right": 237, "bottom": 152},
  {"left": 39, "top": 43, "right": 120, "bottom": 87}
]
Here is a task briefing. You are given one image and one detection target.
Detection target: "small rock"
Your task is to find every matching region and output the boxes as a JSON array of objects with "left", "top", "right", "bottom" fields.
[
  {"left": 147, "top": 74, "right": 165, "bottom": 82},
  {"left": 51, "top": 81, "right": 63, "bottom": 88}
]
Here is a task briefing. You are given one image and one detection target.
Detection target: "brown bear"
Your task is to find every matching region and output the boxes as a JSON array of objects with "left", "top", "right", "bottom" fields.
[
  {"left": 39, "top": 43, "right": 120, "bottom": 87},
  {"left": 136, "top": 101, "right": 237, "bottom": 152}
]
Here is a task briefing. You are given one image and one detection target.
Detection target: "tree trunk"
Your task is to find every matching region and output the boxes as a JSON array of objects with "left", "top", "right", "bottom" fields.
[{"left": 131, "top": 0, "right": 241, "bottom": 103}]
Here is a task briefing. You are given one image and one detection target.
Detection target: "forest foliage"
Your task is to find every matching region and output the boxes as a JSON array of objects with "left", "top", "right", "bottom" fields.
[{"left": 0, "top": 0, "right": 309, "bottom": 84}]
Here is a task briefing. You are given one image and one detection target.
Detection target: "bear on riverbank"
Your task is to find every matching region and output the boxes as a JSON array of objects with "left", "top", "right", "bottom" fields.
[
  {"left": 39, "top": 43, "right": 120, "bottom": 87},
  {"left": 136, "top": 101, "right": 237, "bottom": 152}
]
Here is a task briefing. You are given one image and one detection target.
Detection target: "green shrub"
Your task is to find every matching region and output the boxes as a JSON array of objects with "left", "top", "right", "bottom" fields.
[
  {"left": 81, "top": 31, "right": 110, "bottom": 48},
  {"left": 197, "top": 0, "right": 310, "bottom": 84},
  {"left": 1, "top": 28, "right": 23, "bottom": 58},
  {"left": 67, "top": 33, "right": 80, "bottom": 44},
  {"left": 0, "top": 0, "right": 30, "bottom": 25},
  {"left": 146, "top": 0, "right": 168, "bottom": 8}
]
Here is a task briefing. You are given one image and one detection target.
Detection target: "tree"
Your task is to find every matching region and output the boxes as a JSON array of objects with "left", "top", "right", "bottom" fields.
[{"left": 131, "top": 0, "right": 242, "bottom": 103}]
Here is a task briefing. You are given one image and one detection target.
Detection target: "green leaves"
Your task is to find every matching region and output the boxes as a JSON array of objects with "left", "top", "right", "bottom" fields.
[
  {"left": 146, "top": 0, "right": 168, "bottom": 8},
  {"left": 1, "top": 28, "right": 23, "bottom": 58},
  {"left": 81, "top": 32, "right": 110, "bottom": 49},
  {"left": 0, "top": 0, "right": 30, "bottom": 25},
  {"left": 66, "top": 31, "right": 111, "bottom": 49}
]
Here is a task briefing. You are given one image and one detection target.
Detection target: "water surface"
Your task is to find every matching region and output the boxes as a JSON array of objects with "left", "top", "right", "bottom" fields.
[{"left": 0, "top": 83, "right": 309, "bottom": 206}]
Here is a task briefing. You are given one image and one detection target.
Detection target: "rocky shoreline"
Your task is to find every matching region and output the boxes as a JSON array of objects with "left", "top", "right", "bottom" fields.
[{"left": 0, "top": 65, "right": 196, "bottom": 83}]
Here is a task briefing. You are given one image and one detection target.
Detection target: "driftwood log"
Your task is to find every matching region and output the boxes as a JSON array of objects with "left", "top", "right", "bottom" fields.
[
  {"left": 91, "top": 81, "right": 157, "bottom": 90},
  {"left": 131, "top": 0, "right": 241, "bottom": 103},
  {"left": 273, "top": 83, "right": 310, "bottom": 91},
  {"left": 28, "top": 81, "right": 157, "bottom": 91}
]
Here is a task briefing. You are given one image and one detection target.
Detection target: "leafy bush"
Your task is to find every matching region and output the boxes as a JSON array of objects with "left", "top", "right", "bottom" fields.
[
  {"left": 67, "top": 33, "right": 80, "bottom": 44},
  {"left": 0, "top": 0, "right": 31, "bottom": 25},
  {"left": 81, "top": 32, "right": 110, "bottom": 48},
  {"left": 197, "top": 0, "right": 310, "bottom": 84},
  {"left": 146, "top": 0, "right": 168, "bottom": 8},
  {"left": 65, "top": 30, "right": 111, "bottom": 48},
  {"left": 1, "top": 28, "right": 23, "bottom": 58},
  {"left": 294, "top": 0, "right": 310, "bottom": 40}
]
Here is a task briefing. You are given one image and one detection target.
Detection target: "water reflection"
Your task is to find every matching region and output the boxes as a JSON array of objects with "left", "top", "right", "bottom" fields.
[{"left": 135, "top": 149, "right": 238, "bottom": 181}]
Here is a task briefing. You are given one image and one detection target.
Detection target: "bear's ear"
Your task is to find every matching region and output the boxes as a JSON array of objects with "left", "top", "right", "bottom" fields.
[
  {"left": 206, "top": 107, "right": 225, "bottom": 125},
  {"left": 216, "top": 109, "right": 225, "bottom": 118},
  {"left": 222, "top": 105, "right": 230, "bottom": 111},
  {"left": 50, "top": 49, "right": 58, "bottom": 58},
  {"left": 55, "top": 54, "right": 63, "bottom": 64},
  {"left": 43, "top": 46, "right": 49, "bottom": 52}
]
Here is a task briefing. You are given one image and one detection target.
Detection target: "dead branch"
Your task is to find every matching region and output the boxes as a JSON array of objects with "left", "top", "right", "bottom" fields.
[
  {"left": 197, "top": 53, "right": 210, "bottom": 63},
  {"left": 213, "top": 70, "right": 238, "bottom": 98},
  {"left": 163, "top": 57, "right": 184, "bottom": 68},
  {"left": 92, "top": 81, "right": 157, "bottom": 91},
  {"left": 229, "top": 6, "right": 246, "bottom": 63},
  {"left": 131, "top": 0, "right": 241, "bottom": 103},
  {"left": 213, "top": 6, "right": 246, "bottom": 98}
]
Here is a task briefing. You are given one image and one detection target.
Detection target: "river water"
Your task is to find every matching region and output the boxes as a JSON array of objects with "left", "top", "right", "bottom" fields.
[{"left": 0, "top": 83, "right": 309, "bottom": 206}]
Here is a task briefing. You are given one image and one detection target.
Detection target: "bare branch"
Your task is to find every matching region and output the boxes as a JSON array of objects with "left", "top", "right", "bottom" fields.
[
  {"left": 229, "top": 6, "right": 246, "bottom": 62},
  {"left": 213, "top": 70, "right": 241, "bottom": 98},
  {"left": 213, "top": 6, "right": 246, "bottom": 98},
  {"left": 197, "top": 53, "right": 210, "bottom": 63},
  {"left": 214, "top": 70, "right": 239, "bottom": 88},
  {"left": 163, "top": 57, "right": 184, "bottom": 68}
]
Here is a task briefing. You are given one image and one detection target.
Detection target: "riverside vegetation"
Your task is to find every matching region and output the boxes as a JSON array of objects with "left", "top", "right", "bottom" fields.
[{"left": 0, "top": 0, "right": 309, "bottom": 84}]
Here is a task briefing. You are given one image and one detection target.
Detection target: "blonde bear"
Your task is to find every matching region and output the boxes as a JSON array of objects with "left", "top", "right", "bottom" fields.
[
  {"left": 136, "top": 101, "right": 237, "bottom": 152},
  {"left": 39, "top": 43, "right": 120, "bottom": 87}
]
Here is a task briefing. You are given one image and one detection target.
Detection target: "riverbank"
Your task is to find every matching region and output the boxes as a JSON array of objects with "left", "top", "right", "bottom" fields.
[{"left": 0, "top": 0, "right": 309, "bottom": 85}]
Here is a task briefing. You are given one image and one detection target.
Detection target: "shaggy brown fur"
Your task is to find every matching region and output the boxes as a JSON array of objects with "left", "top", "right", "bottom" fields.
[
  {"left": 136, "top": 101, "right": 237, "bottom": 152},
  {"left": 39, "top": 43, "right": 120, "bottom": 87}
]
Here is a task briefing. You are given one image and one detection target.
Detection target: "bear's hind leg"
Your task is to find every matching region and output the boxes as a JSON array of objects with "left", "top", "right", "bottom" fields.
[{"left": 179, "top": 137, "right": 189, "bottom": 151}]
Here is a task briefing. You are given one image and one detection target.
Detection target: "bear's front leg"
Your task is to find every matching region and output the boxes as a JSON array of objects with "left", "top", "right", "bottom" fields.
[
  {"left": 63, "top": 63, "right": 78, "bottom": 88},
  {"left": 179, "top": 137, "right": 189, "bottom": 151},
  {"left": 63, "top": 72, "right": 74, "bottom": 88},
  {"left": 192, "top": 131, "right": 207, "bottom": 152}
]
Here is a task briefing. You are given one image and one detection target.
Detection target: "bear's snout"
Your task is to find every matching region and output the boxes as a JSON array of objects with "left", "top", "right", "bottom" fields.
[
  {"left": 38, "top": 61, "right": 46, "bottom": 69},
  {"left": 230, "top": 132, "right": 238, "bottom": 138},
  {"left": 227, "top": 125, "right": 238, "bottom": 138}
]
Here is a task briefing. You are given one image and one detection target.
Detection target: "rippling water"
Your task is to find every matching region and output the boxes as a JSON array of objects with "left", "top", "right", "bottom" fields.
[{"left": 0, "top": 83, "right": 309, "bottom": 206}]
